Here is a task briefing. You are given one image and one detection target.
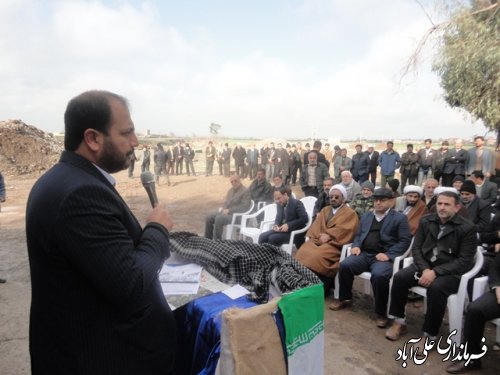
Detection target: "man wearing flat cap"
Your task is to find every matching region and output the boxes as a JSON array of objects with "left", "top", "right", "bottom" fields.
[
  {"left": 330, "top": 187, "right": 411, "bottom": 329},
  {"left": 395, "top": 185, "right": 428, "bottom": 235},
  {"left": 296, "top": 185, "right": 359, "bottom": 285}
]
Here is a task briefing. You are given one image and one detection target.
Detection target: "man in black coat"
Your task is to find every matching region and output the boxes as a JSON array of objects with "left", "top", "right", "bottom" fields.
[
  {"left": 26, "top": 91, "right": 176, "bottom": 375},
  {"left": 460, "top": 179, "right": 492, "bottom": 234},
  {"left": 442, "top": 139, "right": 468, "bottom": 186},
  {"left": 351, "top": 144, "right": 370, "bottom": 183},
  {"left": 173, "top": 140, "right": 184, "bottom": 175},
  {"left": 386, "top": 191, "right": 477, "bottom": 341},
  {"left": 366, "top": 145, "right": 380, "bottom": 186}
]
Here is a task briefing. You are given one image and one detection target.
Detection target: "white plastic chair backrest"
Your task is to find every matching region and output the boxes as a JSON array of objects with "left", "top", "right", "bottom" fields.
[
  {"left": 300, "top": 196, "right": 317, "bottom": 219},
  {"left": 231, "top": 200, "right": 255, "bottom": 225},
  {"left": 262, "top": 203, "right": 277, "bottom": 223}
]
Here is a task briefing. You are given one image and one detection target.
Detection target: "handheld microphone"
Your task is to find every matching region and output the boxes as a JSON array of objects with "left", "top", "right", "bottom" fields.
[{"left": 140, "top": 171, "right": 158, "bottom": 208}]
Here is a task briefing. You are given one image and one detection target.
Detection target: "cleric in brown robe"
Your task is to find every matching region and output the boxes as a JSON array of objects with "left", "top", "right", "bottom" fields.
[
  {"left": 394, "top": 185, "right": 428, "bottom": 236},
  {"left": 295, "top": 184, "right": 359, "bottom": 278}
]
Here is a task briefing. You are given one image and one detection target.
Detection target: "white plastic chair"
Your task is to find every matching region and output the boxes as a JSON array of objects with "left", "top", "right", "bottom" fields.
[
  {"left": 402, "top": 248, "right": 483, "bottom": 345},
  {"left": 224, "top": 200, "right": 255, "bottom": 240},
  {"left": 333, "top": 238, "right": 414, "bottom": 311},
  {"left": 256, "top": 201, "right": 267, "bottom": 210},
  {"left": 280, "top": 196, "right": 317, "bottom": 254},
  {"left": 239, "top": 203, "right": 277, "bottom": 244},
  {"left": 472, "top": 275, "right": 500, "bottom": 344}
]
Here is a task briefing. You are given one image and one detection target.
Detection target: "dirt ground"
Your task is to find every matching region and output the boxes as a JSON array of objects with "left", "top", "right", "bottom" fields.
[{"left": 1, "top": 165, "right": 500, "bottom": 375}]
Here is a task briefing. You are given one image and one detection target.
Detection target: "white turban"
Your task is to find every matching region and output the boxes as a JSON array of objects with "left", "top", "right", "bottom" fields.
[
  {"left": 403, "top": 185, "right": 423, "bottom": 196},
  {"left": 434, "top": 186, "right": 459, "bottom": 196},
  {"left": 329, "top": 184, "right": 348, "bottom": 201}
]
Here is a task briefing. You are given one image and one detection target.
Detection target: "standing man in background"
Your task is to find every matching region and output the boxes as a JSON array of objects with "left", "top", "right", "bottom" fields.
[
  {"left": 25, "top": 90, "right": 176, "bottom": 374},
  {"left": 417, "top": 138, "right": 434, "bottom": 186},
  {"left": 366, "top": 144, "right": 380, "bottom": 186},
  {"left": 173, "top": 140, "right": 184, "bottom": 175},
  {"left": 333, "top": 148, "right": 352, "bottom": 183},
  {"left": 378, "top": 141, "right": 401, "bottom": 188},
  {"left": 351, "top": 144, "right": 370, "bottom": 183},
  {"left": 246, "top": 144, "right": 259, "bottom": 180},
  {"left": 442, "top": 138, "right": 467, "bottom": 186},
  {"left": 399, "top": 144, "right": 419, "bottom": 192},
  {"left": 127, "top": 147, "right": 139, "bottom": 178},
  {"left": 141, "top": 144, "right": 151, "bottom": 172},
  {"left": 205, "top": 140, "right": 216, "bottom": 177},
  {"left": 432, "top": 140, "right": 449, "bottom": 185},
  {"left": 466, "top": 135, "right": 493, "bottom": 178}
]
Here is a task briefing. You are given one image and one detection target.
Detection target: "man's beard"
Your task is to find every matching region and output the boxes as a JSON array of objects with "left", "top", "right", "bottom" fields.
[
  {"left": 407, "top": 200, "right": 417, "bottom": 207},
  {"left": 98, "top": 137, "right": 131, "bottom": 174}
]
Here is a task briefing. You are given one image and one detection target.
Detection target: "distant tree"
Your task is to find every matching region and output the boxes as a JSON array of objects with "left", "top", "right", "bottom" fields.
[
  {"left": 209, "top": 123, "right": 221, "bottom": 135},
  {"left": 407, "top": 0, "right": 499, "bottom": 142}
]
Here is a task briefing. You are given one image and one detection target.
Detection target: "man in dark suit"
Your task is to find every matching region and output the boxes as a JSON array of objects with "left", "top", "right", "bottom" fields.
[
  {"left": 470, "top": 170, "right": 498, "bottom": 204},
  {"left": 442, "top": 138, "right": 467, "bottom": 186},
  {"left": 417, "top": 138, "right": 434, "bottom": 186},
  {"left": 351, "top": 144, "right": 370, "bottom": 183},
  {"left": 330, "top": 188, "right": 412, "bottom": 329},
  {"left": 258, "top": 186, "right": 308, "bottom": 247},
  {"left": 25, "top": 91, "right": 176, "bottom": 375},
  {"left": 173, "top": 140, "right": 184, "bottom": 175},
  {"left": 366, "top": 145, "right": 380, "bottom": 186}
]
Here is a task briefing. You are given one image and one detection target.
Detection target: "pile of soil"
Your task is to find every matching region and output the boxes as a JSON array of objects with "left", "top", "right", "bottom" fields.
[{"left": 0, "top": 120, "right": 63, "bottom": 176}]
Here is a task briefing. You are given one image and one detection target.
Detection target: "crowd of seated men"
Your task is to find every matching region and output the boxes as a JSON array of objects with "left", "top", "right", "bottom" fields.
[{"left": 203, "top": 136, "right": 500, "bottom": 373}]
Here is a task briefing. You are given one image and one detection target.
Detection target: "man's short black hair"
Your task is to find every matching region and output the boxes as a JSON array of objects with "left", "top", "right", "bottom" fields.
[
  {"left": 313, "top": 140, "right": 322, "bottom": 149},
  {"left": 471, "top": 170, "right": 485, "bottom": 180},
  {"left": 275, "top": 186, "right": 292, "bottom": 196},
  {"left": 64, "top": 90, "right": 128, "bottom": 151},
  {"left": 424, "top": 138, "right": 432, "bottom": 143},
  {"left": 438, "top": 190, "right": 460, "bottom": 204}
]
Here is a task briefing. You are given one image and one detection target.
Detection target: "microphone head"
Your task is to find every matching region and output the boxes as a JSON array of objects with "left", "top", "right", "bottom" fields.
[{"left": 140, "top": 171, "right": 155, "bottom": 185}]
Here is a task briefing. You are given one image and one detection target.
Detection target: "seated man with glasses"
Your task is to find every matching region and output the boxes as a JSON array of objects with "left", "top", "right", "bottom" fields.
[
  {"left": 296, "top": 184, "right": 359, "bottom": 291},
  {"left": 329, "top": 188, "right": 412, "bottom": 329},
  {"left": 258, "top": 186, "right": 308, "bottom": 247}
]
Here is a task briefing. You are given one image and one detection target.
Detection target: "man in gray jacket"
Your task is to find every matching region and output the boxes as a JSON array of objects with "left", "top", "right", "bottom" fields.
[{"left": 205, "top": 174, "right": 252, "bottom": 239}]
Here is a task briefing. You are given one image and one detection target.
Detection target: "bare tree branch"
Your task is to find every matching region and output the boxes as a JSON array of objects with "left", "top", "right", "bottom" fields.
[{"left": 402, "top": 2, "right": 498, "bottom": 79}]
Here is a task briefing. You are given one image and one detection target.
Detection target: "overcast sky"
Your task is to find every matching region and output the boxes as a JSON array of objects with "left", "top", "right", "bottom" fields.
[{"left": 0, "top": 0, "right": 489, "bottom": 141}]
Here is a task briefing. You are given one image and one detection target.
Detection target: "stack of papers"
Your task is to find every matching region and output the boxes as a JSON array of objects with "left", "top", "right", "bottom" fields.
[{"left": 159, "top": 263, "right": 203, "bottom": 295}]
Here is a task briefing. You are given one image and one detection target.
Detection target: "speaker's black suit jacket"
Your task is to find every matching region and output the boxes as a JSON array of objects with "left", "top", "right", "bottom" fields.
[{"left": 26, "top": 151, "right": 176, "bottom": 375}]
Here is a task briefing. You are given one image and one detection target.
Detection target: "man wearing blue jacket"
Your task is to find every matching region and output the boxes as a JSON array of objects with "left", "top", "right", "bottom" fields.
[{"left": 379, "top": 141, "right": 401, "bottom": 188}]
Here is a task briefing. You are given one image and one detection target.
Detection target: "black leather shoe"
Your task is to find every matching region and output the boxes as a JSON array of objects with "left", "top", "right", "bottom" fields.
[
  {"left": 446, "top": 359, "right": 481, "bottom": 374},
  {"left": 0, "top": 278, "right": 6, "bottom": 283}
]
